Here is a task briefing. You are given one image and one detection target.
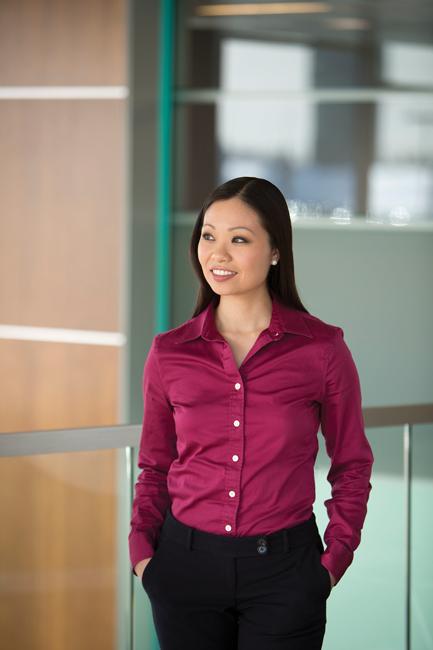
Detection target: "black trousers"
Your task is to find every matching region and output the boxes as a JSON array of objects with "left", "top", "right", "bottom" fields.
[{"left": 140, "top": 507, "right": 332, "bottom": 650}]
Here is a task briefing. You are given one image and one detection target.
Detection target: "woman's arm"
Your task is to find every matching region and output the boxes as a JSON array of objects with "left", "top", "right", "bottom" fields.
[
  {"left": 128, "top": 334, "right": 177, "bottom": 576},
  {"left": 319, "top": 326, "right": 374, "bottom": 587}
]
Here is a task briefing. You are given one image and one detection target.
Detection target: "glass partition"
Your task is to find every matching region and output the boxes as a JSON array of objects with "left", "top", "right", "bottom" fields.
[
  {"left": 0, "top": 415, "right": 432, "bottom": 650},
  {"left": 172, "top": 0, "right": 433, "bottom": 224},
  {"left": 173, "top": 96, "right": 433, "bottom": 223},
  {"left": 0, "top": 447, "right": 132, "bottom": 650},
  {"left": 411, "top": 422, "right": 433, "bottom": 650}
]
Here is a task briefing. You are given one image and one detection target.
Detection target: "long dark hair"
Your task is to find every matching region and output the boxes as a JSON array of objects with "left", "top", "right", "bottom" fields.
[{"left": 189, "top": 176, "right": 310, "bottom": 317}]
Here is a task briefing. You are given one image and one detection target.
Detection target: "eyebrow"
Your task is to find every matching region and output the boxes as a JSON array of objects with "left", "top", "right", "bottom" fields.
[{"left": 202, "top": 222, "right": 255, "bottom": 234}]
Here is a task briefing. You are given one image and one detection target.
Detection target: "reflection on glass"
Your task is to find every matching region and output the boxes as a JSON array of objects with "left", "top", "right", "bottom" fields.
[
  {"left": 174, "top": 2, "right": 433, "bottom": 223},
  {"left": 220, "top": 39, "right": 314, "bottom": 93},
  {"left": 382, "top": 41, "right": 433, "bottom": 88},
  {"left": 0, "top": 450, "right": 121, "bottom": 650},
  {"left": 173, "top": 99, "right": 433, "bottom": 222}
]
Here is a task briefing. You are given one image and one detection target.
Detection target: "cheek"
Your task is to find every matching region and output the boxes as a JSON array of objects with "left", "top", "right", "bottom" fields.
[
  {"left": 242, "top": 250, "right": 268, "bottom": 271},
  {"left": 197, "top": 242, "right": 205, "bottom": 262}
]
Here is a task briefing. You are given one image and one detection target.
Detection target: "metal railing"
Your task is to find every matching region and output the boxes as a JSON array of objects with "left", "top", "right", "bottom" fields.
[
  {"left": 2, "top": 403, "right": 432, "bottom": 457},
  {"left": 1, "top": 402, "right": 432, "bottom": 650}
]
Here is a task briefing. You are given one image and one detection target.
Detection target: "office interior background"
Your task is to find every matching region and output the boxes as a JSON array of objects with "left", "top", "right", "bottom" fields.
[{"left": 0, "top": 0, "right": 432, "bottom": 649}]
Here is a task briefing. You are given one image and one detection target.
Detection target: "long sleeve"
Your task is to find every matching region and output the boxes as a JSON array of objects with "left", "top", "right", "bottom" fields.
[
  {"left": 128, "top": 334, "right": 178, "bottom": 575},
  {"left": 319, "top": 327, "right": 374, "bottom": 585}
]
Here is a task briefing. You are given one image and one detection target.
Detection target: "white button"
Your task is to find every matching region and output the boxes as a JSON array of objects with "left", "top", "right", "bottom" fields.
[
  {"left": 234, "top": 382, "right": 241, "bottom": 390},
  {"left": 229, "top": 490, "right": 236, "bottom": 497},
  {"left": 232, "top": 454, "right": 239, "bottom": 462},
  {"left": 233, "top": 419, "right": 240, "bottom": 427},
  {"left": 225, "top": 524, "right": 232, "bottom": 532}
]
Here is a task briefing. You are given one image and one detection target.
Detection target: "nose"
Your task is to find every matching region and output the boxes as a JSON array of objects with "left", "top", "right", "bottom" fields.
[
  {"left": 211, "top": 255, "right": 231, "bottom": 267},
  {"left": 211, "top": 242, "right": 230, "bottom": 260}
]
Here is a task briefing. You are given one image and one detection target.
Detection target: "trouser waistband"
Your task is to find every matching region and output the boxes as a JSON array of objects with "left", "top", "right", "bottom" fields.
[{"left": 158, "top": 506, "right": 321, "bottom": 557}]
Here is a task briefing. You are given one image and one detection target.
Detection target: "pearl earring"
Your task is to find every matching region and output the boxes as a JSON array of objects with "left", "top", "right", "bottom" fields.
[{"left": 271, "top": 259, "right": 278, "bottom": 265}]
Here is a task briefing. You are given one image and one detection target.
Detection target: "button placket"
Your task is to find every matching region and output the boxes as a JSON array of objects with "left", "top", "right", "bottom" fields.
[
  {"left": 223, "top": 375, "right": 244, "bottom": 534},
  {"left": 219, "top": 323, "right": 283, "bottom": 535}
]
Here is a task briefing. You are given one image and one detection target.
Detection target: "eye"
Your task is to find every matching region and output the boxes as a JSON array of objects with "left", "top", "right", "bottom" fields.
[{"left": 201, "top": 232, "right": 248, "bottom": 243}]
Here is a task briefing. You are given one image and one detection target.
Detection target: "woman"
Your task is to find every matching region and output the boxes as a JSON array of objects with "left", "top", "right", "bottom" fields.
[{"left": 129, "top": 176, "right": 374, "bottom": 650}]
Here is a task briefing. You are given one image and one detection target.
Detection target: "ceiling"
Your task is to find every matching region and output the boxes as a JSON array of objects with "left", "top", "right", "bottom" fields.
[{"left": 189, "top": 1, "right": 433, "bottom": 49}]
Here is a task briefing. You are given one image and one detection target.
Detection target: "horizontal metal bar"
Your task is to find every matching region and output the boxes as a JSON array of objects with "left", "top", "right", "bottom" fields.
[
  {"left": 174, "top": 88, "right": 433, "bottom": 105},
  {"left": 0, "top": 86, "right": 129, "bottom": 100},
  {"left": 0, "top": 404, "right": 432, "bottom": 457},
  {"left": 363, "top": 403, "right": 433, "bottom": 428},
  {"left": 0, "top": 325, "right": 127, "bottom": 346},
  {"left": 0, "top": 425, "right": 141, "bottom": 457}
]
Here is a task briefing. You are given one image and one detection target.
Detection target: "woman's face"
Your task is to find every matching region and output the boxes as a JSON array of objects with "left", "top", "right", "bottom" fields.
[{"left": 197, "top": 196, "right": 279, "bottom": 297}]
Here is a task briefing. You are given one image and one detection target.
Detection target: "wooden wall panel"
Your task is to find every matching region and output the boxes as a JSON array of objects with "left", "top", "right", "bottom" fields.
[
  {"left": 0, "top": 101, "right": 124, "bottom": 330},
  {"left": 0, "top": 1, "right": 128, "bottom": 648},
  {"left": 0, "top": 341, "right": 119, "bottom": 433},
  {"left": 0, "top": 0, "right": 126, "bottom": 85}
]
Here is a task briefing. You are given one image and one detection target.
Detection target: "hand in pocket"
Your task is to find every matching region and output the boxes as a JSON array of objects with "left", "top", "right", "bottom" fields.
[{"left": 135, "top": 557, "right": 153, "bottom": 579}]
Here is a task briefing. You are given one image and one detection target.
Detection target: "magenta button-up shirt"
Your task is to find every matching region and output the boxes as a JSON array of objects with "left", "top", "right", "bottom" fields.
[{"left": 129, "top": 291, "right": 374, "bottom": 585}]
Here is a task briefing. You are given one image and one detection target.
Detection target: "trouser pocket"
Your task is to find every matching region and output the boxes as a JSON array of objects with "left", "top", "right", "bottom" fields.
[
  {"left": 313, "top": 539, "right": 332, "bottom": 599},
  {"left": 141, "top": 540, "right": 164, "bottom": 590}
]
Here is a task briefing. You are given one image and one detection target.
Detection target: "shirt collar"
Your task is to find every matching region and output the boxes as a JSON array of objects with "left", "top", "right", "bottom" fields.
[{"left": 174, "top": 290, "right": 313, "bottom": 344}]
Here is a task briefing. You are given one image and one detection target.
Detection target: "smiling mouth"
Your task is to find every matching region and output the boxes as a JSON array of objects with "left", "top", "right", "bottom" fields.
[{"left": 211, "top": 269, "right": 237, "bottom": 276}]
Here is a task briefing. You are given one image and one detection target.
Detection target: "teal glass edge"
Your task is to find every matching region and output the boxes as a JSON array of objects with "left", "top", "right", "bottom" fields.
[{"left": 156, "top": 0, "right": 175, "bottom": 333}]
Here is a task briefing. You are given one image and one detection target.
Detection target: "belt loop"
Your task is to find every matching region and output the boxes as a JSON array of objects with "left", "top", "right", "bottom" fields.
[
  {"left": 187, "top": 527, "right": 193, "bottom": 550},
  {"left": 283, "top": 529, "right": 288, "bottom": 552}
]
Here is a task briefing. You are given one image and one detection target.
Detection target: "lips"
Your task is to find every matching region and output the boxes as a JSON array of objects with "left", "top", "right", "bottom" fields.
[{"left": 210, "top": 268, "right": 238, "bottom": 281}]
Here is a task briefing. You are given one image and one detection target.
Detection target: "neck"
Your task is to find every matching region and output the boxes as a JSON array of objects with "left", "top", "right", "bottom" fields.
[{"left": 214, "top": 287, "right": 273, "bottom": 335}]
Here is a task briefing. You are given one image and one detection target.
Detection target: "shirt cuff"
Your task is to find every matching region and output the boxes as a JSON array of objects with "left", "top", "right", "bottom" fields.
[
  {"left": 129, "top": 534, "right": 155, "bottom": 576},
  {"left": 320, "top": 540, "right": 354, "bottom": 586}
]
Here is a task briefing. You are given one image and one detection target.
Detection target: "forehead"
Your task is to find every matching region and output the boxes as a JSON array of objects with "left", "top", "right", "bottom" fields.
[{"left": 204, "top": 197, "right": 261, "bottom": 226}]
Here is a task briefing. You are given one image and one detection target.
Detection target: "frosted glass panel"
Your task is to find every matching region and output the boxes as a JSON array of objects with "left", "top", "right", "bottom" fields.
[
  {"left": 412, "top": 423, "right": 433, "bottom": 650},
  {"left": 0, "top": 448, "right": 127, "bottom": 650},
  {"left": 316, "top": 426, "right": 405, "bottom": 650}
]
